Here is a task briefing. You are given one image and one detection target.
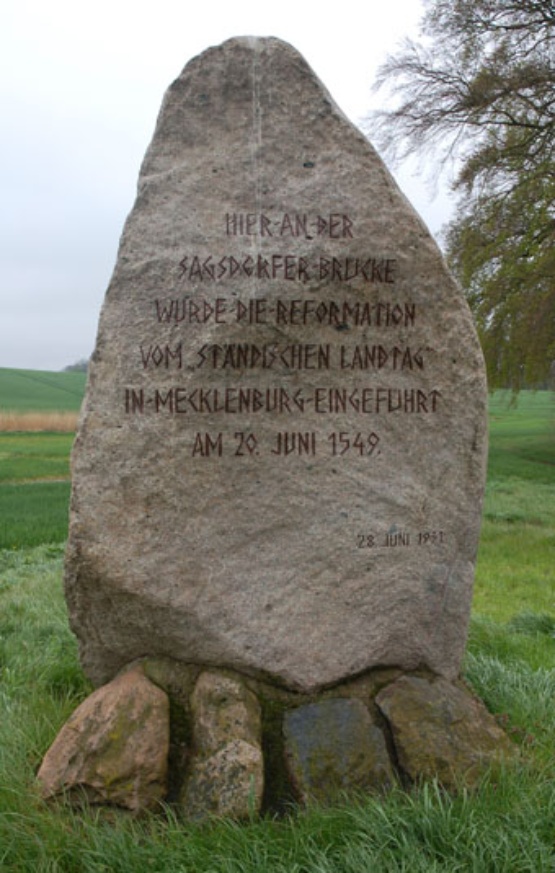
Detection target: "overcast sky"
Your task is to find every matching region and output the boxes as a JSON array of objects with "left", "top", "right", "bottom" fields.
[{"left": 1, "top": 0, "right": 454, "bottom": 372}]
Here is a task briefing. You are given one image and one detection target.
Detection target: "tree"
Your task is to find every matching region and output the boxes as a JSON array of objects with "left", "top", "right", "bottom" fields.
[
  {"left": 370, "top": 0, "right": 555, "bottom": 389},
  {"left": 63, "top": 358, "right": 89, "bottom": 373}
]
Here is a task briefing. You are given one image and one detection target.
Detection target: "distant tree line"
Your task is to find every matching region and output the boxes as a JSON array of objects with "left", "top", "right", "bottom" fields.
[
  {"left": 370, "top": 0, "right": 554, "bottom": 390},
  {"left": 63, "top": 358, "right": 89, "bottom": 373}
]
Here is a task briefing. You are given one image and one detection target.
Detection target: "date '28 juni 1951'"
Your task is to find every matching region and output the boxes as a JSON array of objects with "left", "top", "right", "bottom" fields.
[{"left": 357, "top": 530, "right": 445, "bottom": 549}]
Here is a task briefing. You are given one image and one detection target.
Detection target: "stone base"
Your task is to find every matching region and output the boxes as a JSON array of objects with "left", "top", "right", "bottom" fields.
[{"left": 38, "top": 659, "right": 516, "bottom": 818}]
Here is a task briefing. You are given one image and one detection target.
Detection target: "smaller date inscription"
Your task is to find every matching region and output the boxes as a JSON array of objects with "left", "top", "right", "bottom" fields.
[{"left": 357, "top": 530, "right": 445, "bottom": 549}]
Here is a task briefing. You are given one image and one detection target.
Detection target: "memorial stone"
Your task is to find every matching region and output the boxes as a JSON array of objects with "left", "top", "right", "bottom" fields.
[
  {"left": 39, "top": 37, "right": 511, "bottom": 816},
  {"left": 65, "top": 36, "right": 488, "bottom": 693}
]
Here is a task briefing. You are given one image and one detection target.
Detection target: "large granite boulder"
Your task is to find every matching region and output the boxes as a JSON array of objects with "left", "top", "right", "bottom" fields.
[{"left": 65, "top": 36, "right": 487, "bottom": 692}]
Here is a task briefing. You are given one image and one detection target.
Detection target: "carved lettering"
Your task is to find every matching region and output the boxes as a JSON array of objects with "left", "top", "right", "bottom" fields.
[
  {"left": 177, "top": 254, "right": 396, "bottom": 284},
  {"left": 234, "top": 432, "right": 259, "bottom": 455},
  {"left": 339, "top": 345, "right": 424, "bottom": 371},
  {"left": 155, "top": 297, "right": 227, "bottom": 324},
  {"left": 319, "top": 257, "right": 397, "bottom": 283},
  {"left": 154, "top": 389, "right": 175, "bottom": 413},
  {"left": 195, "top": 343, "right": 331, "bottom": 371},
  {"left": 271, "top": 432, "right": 317, "bottom": 456},
  {"left": 226, "top": 213, "right": 273, "bottom": 237},
  {"left": 385, "top": 532, "right": 411, "bottom": 547},
  {"left": 124, "top": 387, "right": 441, "bottom": 416},
  {"left": 125, "top": 388, "right": 144, "bottom": 414},
  {"left": 274, "top": 300, "right": 415, "bottom": 328},
  {"left": 152, "top": 298, "right": 416, "bottom": 328},
  {"left": 140, "top": 343, "right": 182, "bottom": 369},
  {"left": 129, "top": 202, "right": 446, "bottom": 470},
  {"left": 225, "top": 212, "right": 354, "bottom": 239},
  {"left": 236, "top": 299, "right": 268, "bottom": 324},
  {"left": 314, "top": 388, "right": 441, "bottom": 415},
  {"left": 192, "top": 432, "right": 224, "bottom": 457},
  {"left": 328, "top": 432, "right": 380, "bottom": 456},
  {"left": 357, "top": 530, "right": 446, "bottom": 549}
]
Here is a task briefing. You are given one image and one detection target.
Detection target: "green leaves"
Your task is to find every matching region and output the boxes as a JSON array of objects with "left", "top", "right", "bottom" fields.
[
  {"left": 371, "top": 0, "right": 554, "bottom": 388},
  {"left": 446, "top": 165, "right": 555, "bottom": 387}
]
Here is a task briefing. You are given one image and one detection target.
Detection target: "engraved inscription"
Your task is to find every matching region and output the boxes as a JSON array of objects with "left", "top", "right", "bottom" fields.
[
  {"left": 183, "top": 343, "right": 425, "bottom": 372},
  {"left": 154, "top": 298, "right": 416, "bottom": 328},
  {"left": 195, "top": 343, "right": 332, "bottom": 371},
  {"left": 155, "top": 298, "right": 228, "bottom": 324},
  {"left": 357, "top": 530, "right": 446, "bottom": 549},
  {"left": 192, "top": 432, "right": 224, "bottom": 457},
  {"left": 178, "top": 254, "right": 397, "bottom": 284},
  {"left": 273, "top": 300, "right": 412, "bottom": 326},
  {"left": 234, "top": 432, "right": 259, "bottom": 456},
  {"left": 124, "top": 387, "right": 441, "bottom": 416},
  {"left": 271, "top": 432, "right": 317, "bottom": 456},
  {"left": 182, "top": 430, "right": 382, "bottom": 459},
  {"left": 225, "top": 212, "right": 354, "bottom": 239},
  {"left": 328, "top": 432, "right": 380, "bottom": 456},
  {"left": 140, "top": 343, "right": 183, "bottom": 369},
  {"left": 123, "top": 202, "right": 444, "bottom": 478},
  {"left": 339, "top": 346, "right": 424, "bottom": 371}
]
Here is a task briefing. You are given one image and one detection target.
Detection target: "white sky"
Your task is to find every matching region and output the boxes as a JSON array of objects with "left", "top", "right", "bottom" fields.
[{"left": 1, "top": 0, "right": 454, "bottom": 372}]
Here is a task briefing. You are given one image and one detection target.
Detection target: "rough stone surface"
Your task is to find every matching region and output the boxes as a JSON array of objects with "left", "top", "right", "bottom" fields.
[
  {"left": 283, "top": 698, "right": 394, "bottom": 803},
  {"left": 181, "top": 739, "right": 264, "bottom": 820},
  {"left": 37, "top": 668, "right": 169, "bottom": 811},
  {"left": 188, "top": 670, "right": 262, "bottom": 753},
  {"left": 138, "top": 657, "right": 201, "bottom": 800},
  {"left": 375, "top": 674, "right": 516, "bottom": 788},
  {"left": 65, "top": 36, "right": 487, "bottom": 691},
  {"left": 180, "top": 670, "right": 264, "bottom": 818},
  {"left": 141, "top": 657, "right": 201, "bottom": 708},
  {"left": 37, "top": 658, "right": 515, "bottom": 816}
]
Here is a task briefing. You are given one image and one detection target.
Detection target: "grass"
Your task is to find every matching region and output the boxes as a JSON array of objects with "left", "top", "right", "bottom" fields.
[
  {"left": 0, "top": 547, "right": 553, "bottom": 870},
  {"left": 0, "top": 548, "right": 553, "bottom": 870},
  {"left": 0, "top": 367, "right": 84, "bottom": 433},
  {"left": 0, "top": 389, "right": 553, "bottom": 870},
  {"left": 0, "top": 481, "right": 72, "bottom": 550},
  {"left": 0, "top": 433, "right": 74, "bottom": 483},
  {"left": 0, "top": 433, "right": 74, "bottom": 549},
  {"left": 473, "top": 391, "right": 555, "bottom": 621},
  {"left": 0, "top": 367, "right": 86, "bottom": 413}
]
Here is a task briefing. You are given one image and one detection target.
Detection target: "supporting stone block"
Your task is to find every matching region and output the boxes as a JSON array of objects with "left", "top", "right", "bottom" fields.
[
  {"left": 283, "top": 698, "right": 394, "bottom": 803},
  {"left": 37, "top": 667, "right": 169, "bottom": 811}
]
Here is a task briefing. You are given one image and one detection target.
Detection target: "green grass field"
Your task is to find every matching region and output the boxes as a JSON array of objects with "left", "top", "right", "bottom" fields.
[
  {"left": 0, "top": 368, "right": 81, "bottom": 548},
  {"left": 0, "top": 433, "right": 74, "bottom": 549},
  {"left": 0, "top": 367, "right": 86, "bottom": 412},
  {"left": 475, "top": 392, "right": 554, "bottom": 621},
  {"left": 0, "top": 386, "right": 553, "bottom": 871}
]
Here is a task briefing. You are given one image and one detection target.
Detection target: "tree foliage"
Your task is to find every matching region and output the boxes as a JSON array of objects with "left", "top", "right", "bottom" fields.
[
  {"left": 63, "top": 358, "right": 89, "bottom": 373},
  {"left": 370, "top": 0, "right": 555, "bottom": 389}
]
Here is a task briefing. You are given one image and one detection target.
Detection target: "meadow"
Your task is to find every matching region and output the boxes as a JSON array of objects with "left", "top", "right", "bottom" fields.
[
  {"left": 0, "top": 377, "right": 553, "bottom": 871},
  {"left": 0, "top": 368, "right": 85, "bottom": 433},
  {"left": 0, "top": 368, "right": 84, "bottom": 549}
]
